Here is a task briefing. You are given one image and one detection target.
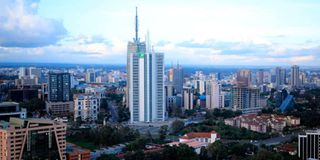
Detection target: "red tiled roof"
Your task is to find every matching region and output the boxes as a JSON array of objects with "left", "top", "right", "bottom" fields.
[{"left": 180, "top": 131, "right": 217, "bottom": 139}]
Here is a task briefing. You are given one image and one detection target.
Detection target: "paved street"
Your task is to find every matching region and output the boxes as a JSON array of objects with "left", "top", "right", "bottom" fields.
[{"left": 222, "top": 133, "right": 297, "bottom": 146}]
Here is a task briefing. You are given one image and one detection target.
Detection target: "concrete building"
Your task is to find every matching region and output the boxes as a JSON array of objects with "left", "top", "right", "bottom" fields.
[
  {"left": 236, "top": 70, "right": 252, "bottom": 87},
  {"left": 74, "top": 94, "right": 100, "bottom": 122},
  {"left": 298, "top": 130, "right": 320, "bottom": 160},
  {"left": 179, "top": 131, "right": 220, "bottom": 143},
  {"left": 8, "top": 88, "right": 38, "bottom": 102},
  {"left": 48, "top": 72, "right": 72, "bottom": 102},
  {"left": 183, "top": 87, "right": 194, "bottom": 110},
  {"left": 86, "top": 68, "right": 96, "bottom": 83},
  {"left": 206, "top": 81, "right": 224, "bottom": 109},
  {"left": 275, "top": 67, "right": 286, "bottom": 87},
  {"left": 168, "top": 131, "right": 220, "bottom": 154},
  {"left": 127, "top": 8, "right": 165, "bottom": 123},
  {"left": 290, "top": 65, "right": 300, "bottom": 88},
  {"left": 256, "top": 69, "right": 264, "bottom": 85},
  {"left": 46, "top": 101, "right": 74, "bottom": 117},
  {"left": 0, "top": 118, "right": 67, "bottom": 160},
  {"left": 194, "top": 79, "right": 206, "bottom": 95},
  {"left": 231, "top": 86, "right": 261, "bottom": 113},
  {"left": 0, "top": 102, "right": 26, "bottom": 121},
  {"left": 167, "top": 64, "right": 184, "bottom": 94},
  {"left": 225, "top": 114, "right": 300, "bottom": 133},
  {"left": 66, "top": 143, "right": 91, "bottom": 160}
]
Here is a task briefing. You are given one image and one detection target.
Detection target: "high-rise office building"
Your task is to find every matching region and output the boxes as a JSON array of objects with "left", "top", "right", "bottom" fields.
[
  {"left": 275, "top": 67, "right": 286, "bottom": 87},
  {"left": 194, "top": 79, "right": 206, "bottom": 95},
  {"left": 206, "top": 81, "right": 224, "bottom": 109},
  {"left": 290, "top": 65, "right": 300, "bottom": 88},
  {"left": 127, "top": 8, "right": 165, "bottom": 123},
  {"left": 0, "top": 118, "right": 67, "bottom": 160},
  {"left": 256, "top": 69, "right": 264, "bottom": 85},
  {"left": 48, "top": 72, "right": 71, "bottom": 102},
  {"left": 236, "top": 70, "right": 252, "bottom": 87},
  {"left": 183, "top": 87, "right": 194, "bottom": 110},
  {"left": 231, "top": 86, "right": 260, "bottom": 113},
  {"left": 298, "top": 130, "right": 320, "bottom": 160},
  {"left": 47, "top": 72, "right": 73, "bottom": 117},
  {"left": 86, "top": 68, "right": 96, "bottom": 83},
  {"left": 167, "top": 64, "right": 184, "bottom": 94}
]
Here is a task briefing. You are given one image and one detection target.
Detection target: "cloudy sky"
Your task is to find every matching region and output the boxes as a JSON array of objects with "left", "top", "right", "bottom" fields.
[{"left": 0, "top": 0, "right": 320, "bottom": 66}]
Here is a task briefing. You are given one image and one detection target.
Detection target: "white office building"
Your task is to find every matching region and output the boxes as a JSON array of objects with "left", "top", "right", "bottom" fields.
[
  {"left": 206, "top": 81, "right": 224, "bottom": 109},
  {"left": 127, "top": 8, "right": 165, "bottom": 123}
]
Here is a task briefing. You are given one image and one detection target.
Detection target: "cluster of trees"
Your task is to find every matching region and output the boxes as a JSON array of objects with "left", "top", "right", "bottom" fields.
[
  {"left": 68, "top": 125, "right": 140, "bottom": 148},
  {"left": 205, "top": 108, "right": 242, "bottom": 120},
  {"left": 99, "top": 144, "right": 198, "bottom": 160},
  {"left": 286, "top": 89, "right": 320, "bottom": 127},
  {"left": 98, "top": 141, "right": 298, "bottom": 160},
  {"left": 19, "top": 98, "right": 46, "bottom": 116},
  {"left": 179, "top": 121, "right": 271, "bottom": 140}
]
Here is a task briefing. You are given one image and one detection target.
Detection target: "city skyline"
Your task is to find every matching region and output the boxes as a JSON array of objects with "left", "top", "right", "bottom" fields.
[{"left": 1, "top": 0, "right": 320, "bottom": 66}]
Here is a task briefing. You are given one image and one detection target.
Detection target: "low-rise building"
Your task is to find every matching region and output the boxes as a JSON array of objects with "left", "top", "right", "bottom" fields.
[
  {"left": 224, "top": 114, "right": 300, "bottom": 133},
  {"left": 66, "top": 143, "right": 91, "bottom": 160},
  {"left": 179, "top": 131, "right": 220, "bottom": 143},
  {"left": 46, "top": 101, "right": 74, "bottom": 117},
  {"left": 168, "top": 130, "right": 220, "bottom": 154},
  {"left": 0, "top": 117, "right": 67, "bottom": 160},
  {"left": 74, "top": 94, "right": 100, "bottom": 122}
]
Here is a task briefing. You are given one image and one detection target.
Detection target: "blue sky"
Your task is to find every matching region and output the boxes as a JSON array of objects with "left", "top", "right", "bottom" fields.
[{"left": 0, "top": 0, "right": 320, "bottom": 66}]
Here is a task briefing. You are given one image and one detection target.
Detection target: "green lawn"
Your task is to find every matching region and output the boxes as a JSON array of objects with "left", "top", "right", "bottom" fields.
[{"left": 67, "top": 137, "right": 98, "bottom": 150}]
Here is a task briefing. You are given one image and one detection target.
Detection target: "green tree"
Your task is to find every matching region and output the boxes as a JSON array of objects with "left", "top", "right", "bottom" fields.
[
  {"left": 159, "top": 125, "right": 168, "bottom": 141},
  {"left": 171, "top": 120, "right": 185, "bottom": 134},
  {"left": 207, "top": 141, "right": 227, "bottom": 160},
  {"left": 117, "top": 106, "right": 130, "bottom": 122},
  {"left": 124, "top": 150, "right": 145, "bottom": 160},
  {"left": 162, "top": 144, "right": 198, "bottom": 160}
]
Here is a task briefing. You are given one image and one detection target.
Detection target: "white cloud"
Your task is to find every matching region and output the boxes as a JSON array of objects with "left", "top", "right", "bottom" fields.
[{"left": 0, "top": 0, "right": 67, "bottom": 47}]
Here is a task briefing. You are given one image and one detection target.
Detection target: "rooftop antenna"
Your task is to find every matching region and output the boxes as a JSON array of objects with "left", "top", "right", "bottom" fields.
[
  {"left": 146, "top": 30, "right": 151, "bottom": 52},
  {"left": 135, "top": 7, "right": 139, "bottom": 43}
]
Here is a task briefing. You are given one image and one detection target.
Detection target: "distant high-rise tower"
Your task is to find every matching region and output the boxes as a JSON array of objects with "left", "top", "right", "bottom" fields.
[
  {"left": 290, "top": 65, "right": 300, "bottom": 88},
  {"left": 231, "top": 86, "right": 260, "bottom": 113},
  {"left": 86, "top": 68, "right": 96, "bottom": 83},
  {"left": 206, "top": 81, "right": 224, "bottom": 109},
  {"left": 236, "top": 70, "right": 252, "bottom": 87},
  {"left": 183, "top": 87, "right": 194, "bottom": 110},
  {"left": 167, "top": 64, "right": 184, "bottom": 94},
  {"left": 127, "top": 8, "right": 165, "bottom": 123},
  {"left": 256, "top": 69, "right": 264, "bottom": 85},
  {"left": 275, "top": 67, "right": 286, "bottom": 87},
  {"left": 48, "top": 72, "right": 71, "bottom": 102}
]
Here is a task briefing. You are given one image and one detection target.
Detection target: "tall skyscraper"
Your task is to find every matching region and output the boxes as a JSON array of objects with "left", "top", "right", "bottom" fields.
[
  {"left": 236, "top": 70, "right": 252, "bottom": 87},
  {"left": 256, "top": 69, "right": 264, "bottom": 85},
  {"left": 206, "top": 81, "right": 224, "bottom": 109},
  {"left": 183, "top": 87, "right": 194, "bottom": 110},
  {"left": 127, "top": 8, "right": 165, "bottom": 123},
  {"left": 48, "top": 72, "right": 71, "bottom": 102},
  {"left": 290, "top": 65, "right": 300, "bottom": 88},
  {"left": 86, "top": 68, "right": 96, "bottom": 83},
  {"left": 275, "top": 67, "right": 286, "bottom": 87},
  {"left": 167, "top": 64, "right": 184, "bottom": 94},
  {"left": 298, "top": 130, "right": 320, "bottom": 160},
  {"left": 231, "top": 86, "right": 260, "bottom": 113}
]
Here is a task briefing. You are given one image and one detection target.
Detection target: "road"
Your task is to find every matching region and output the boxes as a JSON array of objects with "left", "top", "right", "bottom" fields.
[
  {"left": 107, "top": 101, "right": 118, "bottom": 122},
  {"left": 222, "top": 133, "right": 297, "bottom": 146}
]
